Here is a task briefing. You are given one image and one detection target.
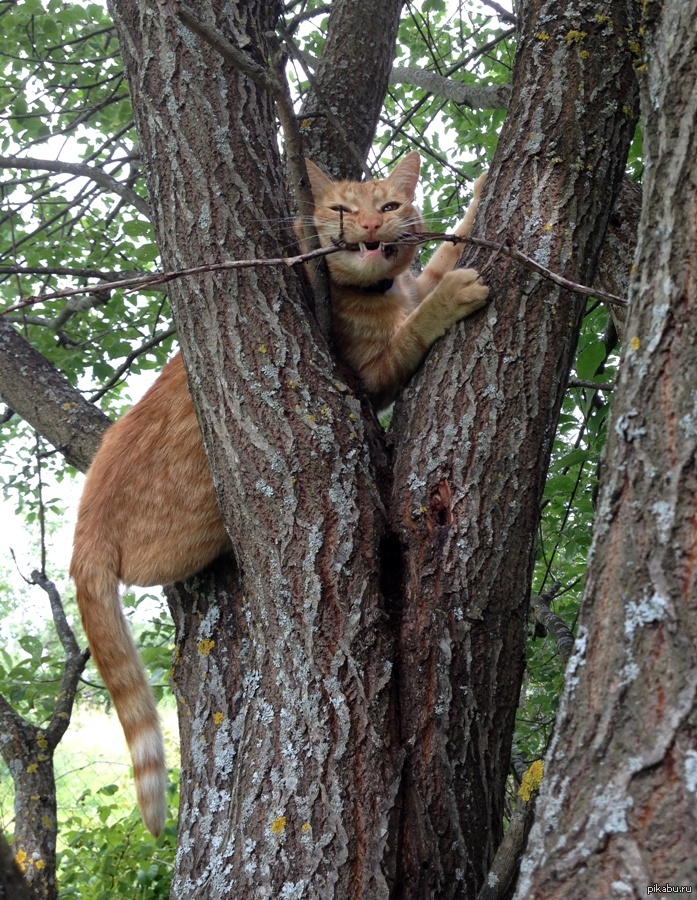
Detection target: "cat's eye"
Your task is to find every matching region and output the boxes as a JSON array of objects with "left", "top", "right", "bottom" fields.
[
  {"left": 330, "top": 204, "right": 350, "bottom": 213},
  {"left": 381, "top": 202, "right": 400, "bottom": 212}
]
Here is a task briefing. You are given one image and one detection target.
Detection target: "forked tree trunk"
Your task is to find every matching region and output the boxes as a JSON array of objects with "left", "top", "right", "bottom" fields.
[
  {"left": 517, "top": 0, "right": 697, "bottom": 893},
  {"left": 107, "top": 0, "right": 643, "bottom": 896}
]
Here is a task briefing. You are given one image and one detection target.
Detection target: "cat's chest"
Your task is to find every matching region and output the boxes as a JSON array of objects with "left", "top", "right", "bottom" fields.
[{"left": 331, "top": 280, "right": 415, "bottom": 355}]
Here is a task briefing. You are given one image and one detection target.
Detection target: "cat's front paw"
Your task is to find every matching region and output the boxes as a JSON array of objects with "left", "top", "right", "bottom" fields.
[{"left": 443, "top": 268, "right": 489, "bottom": 314}]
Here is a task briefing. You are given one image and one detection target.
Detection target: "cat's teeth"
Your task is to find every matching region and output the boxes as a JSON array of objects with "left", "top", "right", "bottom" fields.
[
  {"left": 379, "top": 243, "right": 385, "bottom": 252},
  {"left": 359, "top": 242, "right": 367, "bottom": 253}
]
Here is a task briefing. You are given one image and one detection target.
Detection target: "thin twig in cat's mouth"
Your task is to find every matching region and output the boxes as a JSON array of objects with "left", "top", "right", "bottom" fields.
[{"left": 5, "top": 233, "right": 628, "bottom": 315}]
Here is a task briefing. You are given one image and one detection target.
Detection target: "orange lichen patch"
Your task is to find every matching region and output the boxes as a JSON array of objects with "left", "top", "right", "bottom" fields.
[
  {"left": 270, "top": 815, "right": 287, "bottom": 835},
  {"left": 197, "top": 638, "right": 215, "bottom": 655}
]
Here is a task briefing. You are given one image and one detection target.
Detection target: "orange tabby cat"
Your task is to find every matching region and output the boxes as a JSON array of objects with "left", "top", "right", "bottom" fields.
[
  {"left": 70, "top": 152, "right": 488, "bottom": 836},
  {"left": 303, "top": 152, "right": 488, "bottom": 408}
]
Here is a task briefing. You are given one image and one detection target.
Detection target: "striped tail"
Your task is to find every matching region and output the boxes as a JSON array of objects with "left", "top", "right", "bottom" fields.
[{"left": 71, "top": 562, "right": 167, "bottom": 836}]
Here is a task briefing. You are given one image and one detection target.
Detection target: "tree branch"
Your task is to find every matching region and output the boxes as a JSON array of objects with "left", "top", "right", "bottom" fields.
[
  {"left": 88, "top": 326, "right": 176, "bottom": 401},
  {"left": 0, "top": 315, "right": 111, "bottom": 472},
  {"left": 389, "top": 67, "right": 511, "bottom": 109},
  {"left": 476, "top": 763, "right": 543, "bottom": 900},
  {"left": 29, "top": 571, "right": 90, "bottom": 749},
  {"left": 1, "top": 233, "right": 629, "bottom": 316},
  {"left": 0, "top": 155, "right": 150, "bottom": 219},
  {"left": 530, "top": 594, "right": 576, "bottom": 666}
]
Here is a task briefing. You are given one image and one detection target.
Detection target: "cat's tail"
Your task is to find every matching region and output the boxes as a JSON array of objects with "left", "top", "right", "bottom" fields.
[{"left": 70, "top": 556, "right": 167, "bottom": 837}]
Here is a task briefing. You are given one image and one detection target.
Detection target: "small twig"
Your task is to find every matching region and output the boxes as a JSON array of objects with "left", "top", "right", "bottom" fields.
[
  {"left": 88, "top": 326, "right": 176, "bottom": 401},
  {"left": 0, "top": 242, "right": 348, "bottom": 314},
  {"left": 30, "top": 570, "right": 81, "bottom": 658},
  {"left": 1, "top": 233, "right": 629, "bottom": 315},
  {"left": 568, "top": 378, "right": 614, "bottom": 392},
  {"left": 29, "top": 570, "right": 90, "bottom": 748},
  {"left": 417, "top": 232, "right": 629, "bottom": 308},
  {"left": 33, "top": 435, "right": 47, "bottom": 576}
]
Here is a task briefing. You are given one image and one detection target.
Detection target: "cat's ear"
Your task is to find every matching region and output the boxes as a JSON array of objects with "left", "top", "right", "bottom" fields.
[
  {"left": 385, "top": 151, "right": 421, "bottom": 198},
  {"left": 304, "top": 158, "right": 333, "bottom": 201}
]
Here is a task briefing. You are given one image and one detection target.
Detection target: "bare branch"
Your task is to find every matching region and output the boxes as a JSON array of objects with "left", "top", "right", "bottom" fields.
[
  {"left": 530, "top": 594, "right": 576, "bottom": 666},
  {"left": 88, "top": 326, "right": 176, "bottom": 401},
  {"left": 568, "top": 378, "right": 614, "bottom": 392},
  {"left": 0, "top": 242, "right": 348, "bottom": 313},
  {"left": 1, "top": 233, "right": 629, "bottom": 317},
  {"left": 476, "top": 764, "right": 541, "bottom": 900},
  {"left": 29, "top": 571, "right": 90, "bottom": 749},
  {"left": 480, "top": 0, "right": 518, "bottom": 25},
  {"left": 0, "top": 315, "right": 111, "bottom": 472}
]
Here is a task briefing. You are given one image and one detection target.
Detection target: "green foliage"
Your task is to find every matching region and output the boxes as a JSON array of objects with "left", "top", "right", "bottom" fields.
[
  {"left": 57, "top": 778, "right": 178, "bottom": 900},
  {"left": 0, "top": 0, "right": 173, "bottom": 419},
  {"left": 514, "top": 303, "right": 620, "bottom": 761}
]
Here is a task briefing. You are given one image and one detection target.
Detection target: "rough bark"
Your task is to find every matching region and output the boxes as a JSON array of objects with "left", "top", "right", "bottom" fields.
[
  {"left": 298, "top": 0, "right": 404, "bottom": 179},
  {"left": 108, "top": 0, "right": 399, "bottom": 895},
  {"left": 516, "top": 0, "right": 697, "bottom": 893},
  {"left": 0, "top": 576, "right": 87, "bottom": 900},
  {"left": 389, "top": 0, "right": 641, "bottom": 895},
  {"left": 0, "top": 830, "right": 36, "bottom": 900},
  {"left": 0, "top": 697, "right": 59, "bottom": 900},
  {"left": 0, "top": 315, "right": 110, "bottom": 473}
]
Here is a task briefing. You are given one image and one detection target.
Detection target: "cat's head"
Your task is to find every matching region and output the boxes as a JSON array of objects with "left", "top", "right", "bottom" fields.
[{"left": 304, "top": 152, "right": 424, "bottom": 287}]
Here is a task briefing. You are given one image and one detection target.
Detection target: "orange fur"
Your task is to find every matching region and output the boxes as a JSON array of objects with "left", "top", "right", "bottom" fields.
[
  {"left": 304, "top": 151, "right": 488, "bottom": 408},
  {"left": 70, "top": 152, "right": 488, "bottom": 835},
  {"left": 70, "top": 355, "right": 229, "bottom": 836}
]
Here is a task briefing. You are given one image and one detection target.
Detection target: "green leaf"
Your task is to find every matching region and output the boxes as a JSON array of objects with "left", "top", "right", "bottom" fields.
[{"left": 575, "top": 341, "right": 607, "bottom": 380}]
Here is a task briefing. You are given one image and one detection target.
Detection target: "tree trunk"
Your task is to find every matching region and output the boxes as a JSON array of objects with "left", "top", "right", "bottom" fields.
[
  {"left": 108, "top": 0, "right": 401, "bottom": 895},
  {"left": 516, "top": 0, "right": 697, "bottom": 893},
  {"left": 389, "top": 0, "right": 641, "bottom": 894},
  {"left": 299, "top": 0, "right": 404, "bottom": 180}
]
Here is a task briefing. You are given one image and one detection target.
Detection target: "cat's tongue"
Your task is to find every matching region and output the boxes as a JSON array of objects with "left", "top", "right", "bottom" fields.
[{"left": 358, "top": 241, "right": 385, "bottom": 258}]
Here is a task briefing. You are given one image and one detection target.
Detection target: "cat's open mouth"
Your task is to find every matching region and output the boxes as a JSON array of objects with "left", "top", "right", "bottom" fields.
[{"left": 358, "top": 241, "right": 398, "bottom": 259}]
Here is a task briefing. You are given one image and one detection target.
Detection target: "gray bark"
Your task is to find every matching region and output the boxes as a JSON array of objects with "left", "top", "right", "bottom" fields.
[
  {"left": 108, "top": 0, "right": 400, "bottom": 894},
  {"left": 517, "top": 0, "right": 697, "bottom": 893},
  {"left": 389, "top": 0, "right": 641, "bottom": 894},
  {"left": 0, "top": 315, "right": 110, "bottom": 473}
]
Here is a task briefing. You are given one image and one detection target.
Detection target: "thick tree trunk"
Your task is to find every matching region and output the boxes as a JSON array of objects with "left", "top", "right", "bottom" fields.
[
  {"left": 389, "top": 0, "right": 641, "bottom": 895},
  {"left": 109, "top": 0, "right": 401, "bottom": 895},
  {"left": 517, "top": 0, "right": 697, "bottom": 894}
]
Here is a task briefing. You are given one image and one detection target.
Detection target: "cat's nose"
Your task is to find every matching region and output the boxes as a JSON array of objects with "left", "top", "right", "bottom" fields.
[{"left": 359, "top": 217, "right": 381, "bottom": 240}]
